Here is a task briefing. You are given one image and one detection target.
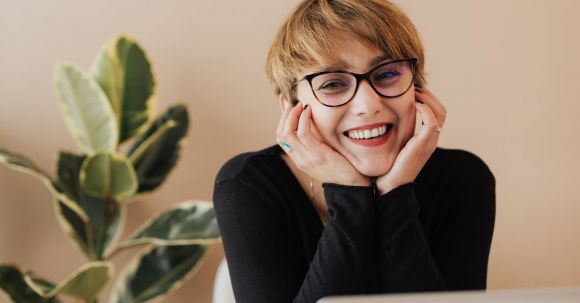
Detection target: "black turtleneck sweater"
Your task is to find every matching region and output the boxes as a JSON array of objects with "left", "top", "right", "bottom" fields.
[{"left": 213, "top": 145, "right": 496, "bottom": 303}]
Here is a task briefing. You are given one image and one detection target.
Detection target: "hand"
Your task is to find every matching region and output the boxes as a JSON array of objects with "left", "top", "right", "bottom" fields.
[
  {"left": 375, "top": 86, "right": 447, "bottom": 195},
  {"left": 276, "top": 103, "right": 371, "bottom": 187}
]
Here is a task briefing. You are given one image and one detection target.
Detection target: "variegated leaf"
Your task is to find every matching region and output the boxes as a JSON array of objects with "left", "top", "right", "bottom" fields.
[
  {"left": 127, "top": 104, "right": 189, "bottom": 195},
  {"left": 54, "top": 63, "right": 118, "bottom": 154},
  {"left": 28, "top": 262, "right": 113, "bottom": 301},
  {"left": 55, "top": 152, "right": 125, "bottom": 260},
  {"left": 80, "top": 152, "right": 138, "bottom": 200},
  {"left": 0, "top": 264, "right": 60, "bottom": 303},
  {"left": 0, "top": 148, "right": 88, "bottom": 222},
  {"left": 91, "top": 35, "right": 156, "bottom": 143},
  {"left": 119, "top": 200, "right": 220, "bottom": 250},
  {"left": 111, "top": 245, "right": 207, "bottom": 303}
]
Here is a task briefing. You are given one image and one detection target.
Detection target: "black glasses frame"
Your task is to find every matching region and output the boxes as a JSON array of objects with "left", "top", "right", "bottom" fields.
[{"left": 299, "top": 57, "right": 417, "bottom": 107}]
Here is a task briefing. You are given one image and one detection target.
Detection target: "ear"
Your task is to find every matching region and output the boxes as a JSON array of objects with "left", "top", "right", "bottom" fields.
[{"left": 278, "top": 94, "right": 290, "bottom": 113}]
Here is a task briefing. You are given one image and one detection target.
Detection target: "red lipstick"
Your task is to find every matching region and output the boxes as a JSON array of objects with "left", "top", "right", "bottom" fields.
[{"left": 344, "top": 123, "right": 393, "bottom": 147}]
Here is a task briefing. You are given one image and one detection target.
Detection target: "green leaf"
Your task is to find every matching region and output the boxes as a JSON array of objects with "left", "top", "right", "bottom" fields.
[
  {"left": 0, "top": 265, "right": 60, "bottom": 303},
  {"left": 119, "top": 201, "right": 220, "bottom": 250},
  {"left": 90, "top": 35, "right": 156, "bottom": 144},
  {"left": 55, "top": 152, "right": 125, "bottom": 260},
  {"left": 55, "top": 197, "right": 125, "bottom": 261},
  {"left": 111, "top": 245, "right": 207, "bottom": 303},
  {"left": 127, "top": 104, "right": 189, "bottom": 194},
  {"left": 54, "top": 63, "right": 118, "bottom": 154},
  {"left": 80, "top": 152, "right": 138, "bottom": 201},
  {"left": 31, "top": 262, "right": 113, "bottom": 301},
  {"left": 0, "top": 148, "right": 88, "bottom": 222},
  {"left": 28, "top": 277, "right": 57, "bottom": 295},
  {"left": 54, "top": 199, "right": 91, "bottom": 257}
]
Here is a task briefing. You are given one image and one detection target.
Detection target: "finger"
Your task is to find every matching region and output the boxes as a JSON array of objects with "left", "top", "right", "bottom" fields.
[
  {"left": 276, "top": 103, "right": 292, "bottom": 139},
  {"left": 415, "top": 87, "right": 446, "bottom": 127},
  {"left": 279, "top": 103, "right": 306, "bottom": 153},
  {"left": 416, "top": 87, "right": 446, "bottom": 122},
  {"left": 296, "top": 105, "right": 310, "bottom": 135},
  {"left": 415, "top": 101, "right": 441, "bottom": 139},
  {"left": 296, "top": 105, "right": 312, "bottom": 139},
  {"left": 297, "top": 105, "right": 326, "bottom": 150},
  {"left": 415, "top": 88, "right": 445, "bottom": 126},
  {"left": 283, "top": 103, "right": 303, "bottom": 135}
]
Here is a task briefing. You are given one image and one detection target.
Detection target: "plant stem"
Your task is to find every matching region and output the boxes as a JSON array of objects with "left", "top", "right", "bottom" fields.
[
  {"left": 98, "top": 195, "right": 112, "bottom": 260},
  {"left": 85, "top": 220, "right": 96, "bottom": 260}
]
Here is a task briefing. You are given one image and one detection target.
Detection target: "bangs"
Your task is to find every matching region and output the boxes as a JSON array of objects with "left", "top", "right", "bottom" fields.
[{"left": 292, "top": 2, "right": 410, "bottom": 69}]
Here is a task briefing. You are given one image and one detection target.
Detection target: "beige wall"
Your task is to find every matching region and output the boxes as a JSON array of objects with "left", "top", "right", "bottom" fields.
[{"left": 1, "top": 0, "right": 579, "bottom": 302}]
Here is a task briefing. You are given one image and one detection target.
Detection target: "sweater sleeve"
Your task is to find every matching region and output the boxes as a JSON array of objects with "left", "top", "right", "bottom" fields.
[
  {"left": 373, "top": 183, "right": 447, "bottom": 293},
  {"left": 213, "top": 179, "right": 376, "bottom": 303},
  {"left": 428, "top": 157, "right": 496, "bottom": 290},
  {"left": 373, "top": 157, "right": 496, "bottom": 292}
]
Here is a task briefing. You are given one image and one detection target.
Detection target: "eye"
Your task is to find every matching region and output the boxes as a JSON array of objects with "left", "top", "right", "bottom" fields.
[
  {"left": 312, "top": 72, "right": 353, "bottom": 95},
  {"left": 373, "top": 70, "right": 401, "bottom": 82},
  {"left": 319, "top": 81, "right": 347, "bottom": 91}
]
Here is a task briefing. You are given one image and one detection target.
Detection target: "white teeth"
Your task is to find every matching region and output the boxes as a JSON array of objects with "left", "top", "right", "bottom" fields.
[{"left": 347, "top": 125, "right": 390, "bottom": 140}]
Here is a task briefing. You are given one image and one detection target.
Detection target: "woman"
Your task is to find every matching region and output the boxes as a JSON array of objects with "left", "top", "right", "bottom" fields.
[{"left": 213, "top": 0, "right": 496, "bottom": 302}]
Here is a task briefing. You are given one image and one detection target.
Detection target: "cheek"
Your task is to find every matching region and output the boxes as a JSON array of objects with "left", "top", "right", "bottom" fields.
[
  {"left": 395, "top": 100, "right": 418, "bottom": 143},
  {"left": 310, "top": 108, "right": 342, "bottom": 143}
]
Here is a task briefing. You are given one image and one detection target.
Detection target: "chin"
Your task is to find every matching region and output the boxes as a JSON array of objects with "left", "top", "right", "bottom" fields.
[{"left": 353, "top": 157, "right": 393, "bottom": 177}]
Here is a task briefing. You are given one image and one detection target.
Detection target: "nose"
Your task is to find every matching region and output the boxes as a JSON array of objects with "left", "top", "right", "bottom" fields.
[{"left": 349, "top": 79, "right": 383, "bottom": 117}]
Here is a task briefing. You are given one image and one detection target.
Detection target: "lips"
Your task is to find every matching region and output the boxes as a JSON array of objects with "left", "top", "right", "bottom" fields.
[
  {"left": 343, "top": 123, "right": 392, "bottom": 138},
  {"left": 343, "top": 123, "right": 393, "bottom": 147}
]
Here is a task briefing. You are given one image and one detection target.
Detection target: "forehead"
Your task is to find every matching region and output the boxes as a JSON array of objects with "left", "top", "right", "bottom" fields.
[{"left": 302, "top": 34, "right": 390, "bottom": 75}]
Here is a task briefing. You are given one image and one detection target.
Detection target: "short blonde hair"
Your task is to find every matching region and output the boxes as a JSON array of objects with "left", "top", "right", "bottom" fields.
[{"left": 265, "top": 0, "right": 426, "bottom": 104}]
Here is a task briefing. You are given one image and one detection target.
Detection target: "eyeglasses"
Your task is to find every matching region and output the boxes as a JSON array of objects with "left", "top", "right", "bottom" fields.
[{"left": 299, "top": 58, "right": 417, "bottom": 107}]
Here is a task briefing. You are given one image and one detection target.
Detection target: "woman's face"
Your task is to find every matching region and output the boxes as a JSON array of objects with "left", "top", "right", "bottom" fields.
[{"left": 294, "top": 35, "right": 417, "bottom": 177}]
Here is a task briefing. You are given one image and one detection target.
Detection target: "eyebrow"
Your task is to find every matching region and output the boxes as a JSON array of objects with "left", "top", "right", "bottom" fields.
[
  {"left": 315, "top": 54, "right": 392, "bottom": 73},
  {"left": 368, "top": 54, "right": 392, "bottom": 68}
]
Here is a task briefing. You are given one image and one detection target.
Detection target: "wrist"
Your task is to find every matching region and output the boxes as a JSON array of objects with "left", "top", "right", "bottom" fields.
[
  {"left": 377, "top": 181, "right": 417, "bottom": 196},
  {"left": 327, "top": 175, "right": 371, "bottom": 187},
  {"left": 349, "top": 176, "right": 372, "bottom": 187},
  {"left": 377, "top": 180, "right": 399, "bottom": 196}
]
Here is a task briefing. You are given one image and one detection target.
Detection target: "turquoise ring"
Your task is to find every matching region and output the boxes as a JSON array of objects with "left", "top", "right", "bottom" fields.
[{"left": 278, "top": 140, "right": 293, "bottom": 152}]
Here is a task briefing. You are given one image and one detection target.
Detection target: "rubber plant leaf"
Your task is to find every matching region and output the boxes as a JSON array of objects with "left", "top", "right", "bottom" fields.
[
  {"left": 80, "top": 152, "right": 138, "bottom": 201},
  {"left": 110, "top": 245, "right": 207, "bottom": 303},
  {"left": 0, "top": 264, "right": 60, "bottom": 303},
  {"left": 118, "top": 200, "right": 220, "bottom": 250},
  {"left": 55, "top": 152, "right": 125, "bottom": 260},
  {"left": 90, "top": 35, "right": 156, "bottom": 144},
  {"left": 26, "top": 262, "right": 113, "bottom": 302},
  {"left": 0, "top": 148, "right": 88, "bottom": 222},
  {"left": 54, "top": 63, "right": 118, "bottom": 155},
  {"left": 127, "top": 104, "right": 189, "bottom": 195}
]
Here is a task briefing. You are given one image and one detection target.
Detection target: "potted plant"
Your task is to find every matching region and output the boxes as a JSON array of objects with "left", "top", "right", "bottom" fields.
[{"left": 0, "top": 35, "right": 221, "bottom": 303}]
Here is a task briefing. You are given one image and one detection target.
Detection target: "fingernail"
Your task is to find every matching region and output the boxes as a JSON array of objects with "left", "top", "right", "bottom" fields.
[{"left": 416, "top": 100, "right": 424, "bottom": 104}]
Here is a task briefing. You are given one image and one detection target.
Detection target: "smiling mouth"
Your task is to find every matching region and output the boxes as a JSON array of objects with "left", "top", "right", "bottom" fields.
[{"left": 343, "top": 124, "right": 393, "bottom": 140}]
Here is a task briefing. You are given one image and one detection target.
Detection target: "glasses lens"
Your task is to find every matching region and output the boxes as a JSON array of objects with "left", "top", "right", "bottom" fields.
[
  {"left": 370, "top": 60, "right": 414, "bottom": 97},
  {"left": 311, "top": 73, "right": 356, "bottom": 106}
]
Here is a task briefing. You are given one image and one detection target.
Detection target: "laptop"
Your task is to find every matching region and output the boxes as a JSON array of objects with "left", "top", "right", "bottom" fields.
[{"left": 317, "top": 286, "right": 580, "bottom": 303}]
